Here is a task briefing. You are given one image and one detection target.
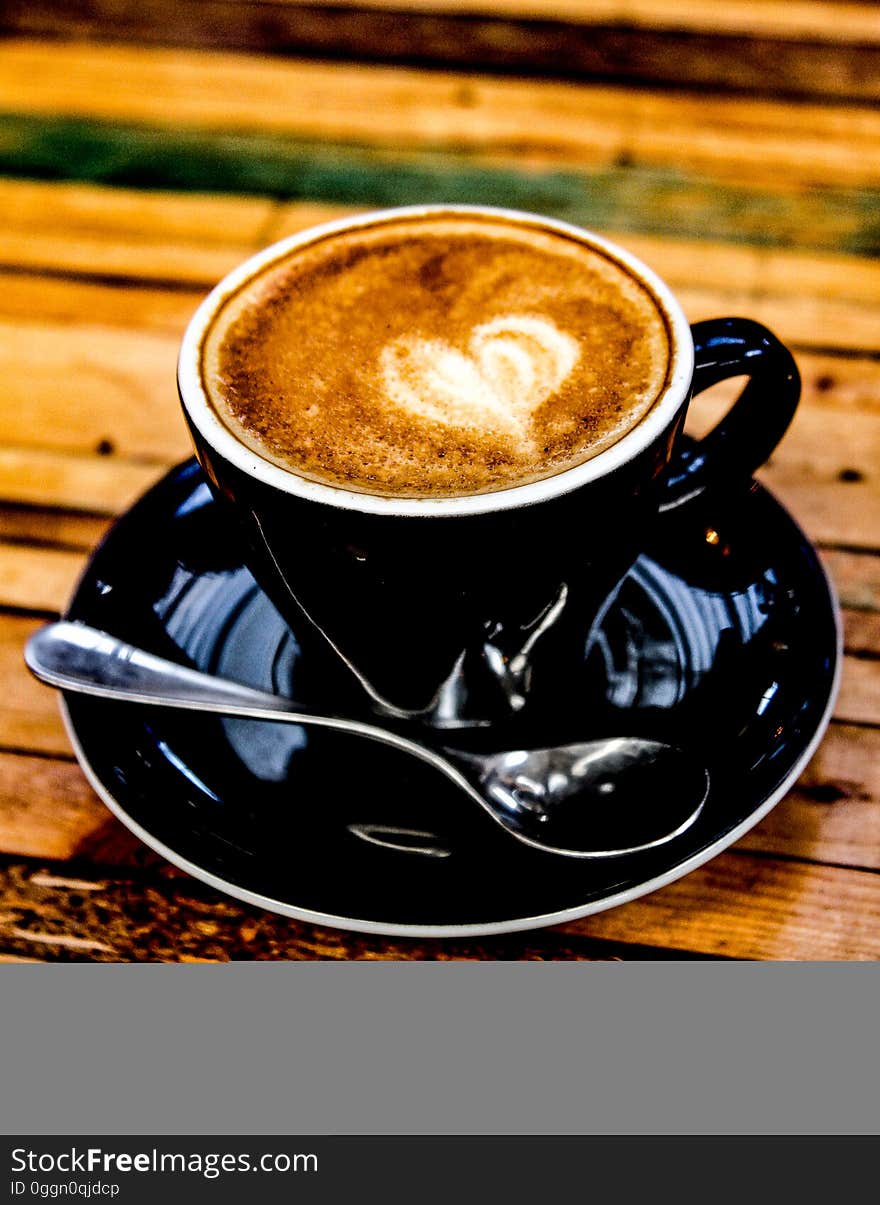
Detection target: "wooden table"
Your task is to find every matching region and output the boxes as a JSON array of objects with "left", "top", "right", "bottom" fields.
[{"left": 0, "top": 2, "right": 878, "bottom": 961}]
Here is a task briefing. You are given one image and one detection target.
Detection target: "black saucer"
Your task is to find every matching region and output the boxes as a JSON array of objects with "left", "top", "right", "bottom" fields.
[{"left": 61, "top": 460, "right": 840, "bottom": 936}]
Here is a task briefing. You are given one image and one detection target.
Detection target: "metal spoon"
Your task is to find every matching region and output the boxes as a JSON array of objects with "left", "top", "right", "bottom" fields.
[{"left": 25, "top": 621, "right": 709, "bottom": 859}]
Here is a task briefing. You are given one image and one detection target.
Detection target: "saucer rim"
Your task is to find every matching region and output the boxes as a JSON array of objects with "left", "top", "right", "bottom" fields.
[{"left": 58, "top": 483, "right": 843, "bottom": 939}]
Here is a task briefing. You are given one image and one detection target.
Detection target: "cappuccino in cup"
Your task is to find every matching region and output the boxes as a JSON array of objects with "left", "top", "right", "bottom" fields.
[{"left": 201, "top": 212, "right": 672, "bottom": 498}]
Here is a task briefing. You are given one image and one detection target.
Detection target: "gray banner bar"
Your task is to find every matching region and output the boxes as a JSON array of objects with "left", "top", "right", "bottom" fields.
[
  {"left": 2, "top": 1138, "right": 878, "bottom": 1203},
  {"left": 1, "top": 964, "right": 877, "bottom": 1135}
]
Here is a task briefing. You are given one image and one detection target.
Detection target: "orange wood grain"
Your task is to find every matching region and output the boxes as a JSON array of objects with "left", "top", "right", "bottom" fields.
[{"left": 3, "top": 41, "right": 880, "bottom": 187}]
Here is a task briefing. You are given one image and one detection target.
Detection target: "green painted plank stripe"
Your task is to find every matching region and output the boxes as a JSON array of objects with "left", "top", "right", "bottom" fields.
[{"left": 1, "top": 112, "right": 879, "bottom": 257}]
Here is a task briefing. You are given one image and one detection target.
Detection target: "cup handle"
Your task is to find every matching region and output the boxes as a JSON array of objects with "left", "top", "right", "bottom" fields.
[{"left": 660, "top": 317, "right": 800, "bottom": 510}]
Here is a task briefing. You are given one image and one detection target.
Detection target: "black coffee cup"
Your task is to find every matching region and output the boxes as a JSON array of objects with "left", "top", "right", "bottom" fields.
[{"left": 178, "top": 206, "right": 799, "bottom": 738}]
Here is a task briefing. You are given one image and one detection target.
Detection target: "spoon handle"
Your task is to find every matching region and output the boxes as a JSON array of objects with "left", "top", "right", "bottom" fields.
[
  {"left": 26, "top": 619, "right": 500, "bottom": 832},
  {"left": 24, "top": 621, "right": 411, "bottom": 749}
]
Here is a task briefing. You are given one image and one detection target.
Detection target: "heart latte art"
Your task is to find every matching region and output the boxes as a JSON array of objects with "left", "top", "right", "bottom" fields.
[
  {"left": 204, "top": 213, "right": 672, "bottom": 497},
  {"left": 381, "top": 316, "right": 580, "bottom": 445}
]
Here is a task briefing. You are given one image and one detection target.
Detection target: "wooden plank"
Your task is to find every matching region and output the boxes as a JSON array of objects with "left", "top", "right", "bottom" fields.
[
  {"left": 687, "top": 371, "right": 879, "bottom": 551},
  {"left": 834, "top": 658, "right": 880, "bottom": 728},
  {"left": 690, "top": 358, "right": 880, "bottom": 462},
  {"left": 0, "top": 180, "right": 339, "bottom": 289},
  {"left": 0, "top": 545, "right": 86, "bottom": 612},
  {"left": 269, "top": 1, "right": 880, "bottom": 42},
  {"left": 7, "top": 0, "right": 880, "bottom": 46},
  {"left": 0, "top": 221, "right": 262, "bottom": 289},
  {"left": 0, "top": 846, "right": 876, "bottom": 960},
  {"left": 0, "top": 177, "right": 284, "bottom": 286},
  {"left": 0, "top": 447, "right": 164, "bottom": 515},
  {"left": 0, "top": 615, "right": 70, "bottom": 755},
  {"left": 0, "top": 543, "right": 83, "bottom": 614},
  {"left": 842, "top": 610, "right": 880, "bottom": 658},
  {"left": 4, "top": 117, "right": 879, "bottom": 259},
  {"left": 675, "top": 287, "right": 880, "bottom": 354},
  {"left": 6, "top": 175, "right": 880, "bottom": 314},
  {"left": 0, "top": 176, "right": 274, "bottom": 247},
  {"left": 0, "top": 320, "right": 189, "bottom": 462},
  {"left": 822, "top": 552, "right": 880, "bottom": 615},
  {"left": 760, "top": 469, "right": 878, "bottom": 554},
  {"left": 729, "top": 403, "right": 879, "bottom": 546},
  {"left": 2, "top": 42, "right": 880, "bottom": 189},
  {"left": 0, "top": 746, "right": 152, "bottom": 868},
  {"left": 794, "top": 355, "right": 880, "bottom": 415},
  {"left": 0, "top": 859, "right": 696, "bottom": 961},
  {"left": 610, "top": 235, "right": 880, "bottom": 309},
  {"left": 3, "top": 1, "right": 879, "bottom": 104},
  {"left": 0, "top": 506, "right": 110, "bottom": 553},
  {"left": 563, "top": 852, "right": 880, "bottom": 959},
  {"left": 0, "top": 751, "right": 110, "bottom": 860},
  {"left": 0, "top": 271, "right": 200, "bottom": 334},
  {"left": 738, "top": 723, "right": 880, "bottom": 870}
]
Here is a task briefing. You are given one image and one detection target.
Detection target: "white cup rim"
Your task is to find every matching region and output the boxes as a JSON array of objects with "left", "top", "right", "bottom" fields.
[{"left": 178, "top": 204, "right": 695, "bottom": 517}]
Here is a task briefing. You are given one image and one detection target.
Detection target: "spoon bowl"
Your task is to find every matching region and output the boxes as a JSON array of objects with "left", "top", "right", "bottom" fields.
[
  {"left": 25, "top": 621, "right": 709, "bottom": 859},
  {"left": 463, "top": 740, "right": 709, "bottom": 855}
]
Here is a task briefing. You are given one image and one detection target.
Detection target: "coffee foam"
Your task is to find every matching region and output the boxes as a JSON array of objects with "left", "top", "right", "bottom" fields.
[
  {"left": 202, "top": 214, "right": 672, "bottom": 497},
  {"left": 381, "top": 315, "right": 580, "bottom": 446}
]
